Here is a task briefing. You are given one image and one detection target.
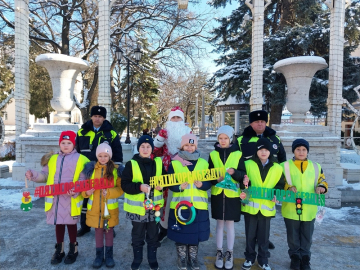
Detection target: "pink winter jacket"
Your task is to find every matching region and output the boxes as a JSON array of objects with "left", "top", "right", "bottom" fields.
[{"left": 29, "top": 149, "right": 87, "bottom": 225}]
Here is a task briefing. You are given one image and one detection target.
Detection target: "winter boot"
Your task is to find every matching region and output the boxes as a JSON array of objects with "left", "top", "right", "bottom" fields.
[
  {"left": 224, "top": 250, "right": 234, "bottom": 270},
  {"left": 300, "top": 255, "right": 311, "bottom": 270},
  {"left": 290, "top": 254, "right": 301, "bottom": 270},
  {"left": 92, "top": 247, "right": 104, "bottom": 269},
  {"left": 77, "top": 213, "right": 91, "bottom": 237},
  {"left": 64, "top": 242, "right": 78, "bottom": 264},
  {"left": 176, "top": 245, "right": 188, "bottom": 270},
  {"left": 188, "top": 245, "right": 199, "bottom": 270},
  {"left": 105, "top": 246, "right": 115, "bottom": 268},
  {"left": 147, "top": 245, "right": 159, "bottom": 270},
  {"left": 131, "top": 247, "right": 143, "bottom": 270},
  {"left": 51, "top": 242, "right": 65, "bottom": 265},
  {"left": 214, "top": 249, "right": 223, "bottom": 269}
]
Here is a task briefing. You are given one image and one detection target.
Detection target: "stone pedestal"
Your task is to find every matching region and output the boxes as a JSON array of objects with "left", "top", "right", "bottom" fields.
[{"left": 273, "top": 124, "right": 343, "bottom": 207}]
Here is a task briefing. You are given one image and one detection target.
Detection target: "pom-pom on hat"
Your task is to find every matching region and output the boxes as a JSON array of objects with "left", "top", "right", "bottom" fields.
[
  {"left": 256, "top": 138, "right": 272, "bottom": 153},
  {"left": 96, "top": 142, "right": 113, "bottom": 159},
  {"left": 59, "top": 130, "right": 76, "bottom": 146},
  {"left": 292, "top": 138, "right": 309, "bottom": 153},
  {"left": 168, "top": 106, "right": 184, "bottom": 121},
  {"left": 180, "top": 134, "right": 198, "bottom": 149},
  {"left": 217, "top": 125, "right": 235, "bottom": 142},
  {"left": 249, "top": 110, "right": 268, "bottom": 123},
  {"left": 137, "top": 135, "right": 154, "bottom": 151},
  {"left": 91, "top": 105, "right": 107, "bottom": 119}
]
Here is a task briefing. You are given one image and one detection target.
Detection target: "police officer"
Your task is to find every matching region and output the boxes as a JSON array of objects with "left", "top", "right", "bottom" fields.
[{"left": 75, "top": 105, "right": 123, "bottom": 237}]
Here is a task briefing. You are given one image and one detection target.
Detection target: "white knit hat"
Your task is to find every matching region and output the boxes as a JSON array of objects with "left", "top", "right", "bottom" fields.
[
  {"left": 168, "top": 106, "right": 185, "bottom": 121},
  {"left": 217, "top": 125, "right": 234, "bottom": 142}
]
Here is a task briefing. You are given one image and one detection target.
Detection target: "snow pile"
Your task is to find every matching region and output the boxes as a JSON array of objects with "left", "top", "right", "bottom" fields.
[
  {"left": 340, "top": 149, "right": 360, "bottom": 164},
  {"left": 338, "top": 179, "right": 360, "bottom": 190},
  {"left": 324, "top": 206, "right": 360, "bottom": 222}
]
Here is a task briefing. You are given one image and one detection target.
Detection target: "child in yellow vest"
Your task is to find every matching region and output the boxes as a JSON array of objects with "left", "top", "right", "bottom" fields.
[
  {"left": 281, "top": 139, "right": 327, "bottom": 270},
  {"left": 121, "top": 135, "right": 166, "bottom": 270},
  {"left": 82, "top": 142, "right": 123, "bottom": 268},
  {"left": 241, "top": 138, "right": 284, "bottom": 270},
  {"left": 25, "top": 131, "right": 89, "bottom": 265}
]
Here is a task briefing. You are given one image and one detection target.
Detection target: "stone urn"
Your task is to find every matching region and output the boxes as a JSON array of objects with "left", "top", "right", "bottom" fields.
[
  {"left": 273, "top": 56, "right": 327, "bottom": 124},
  {"left": 35, "top": 54, "right": 89, "bottom": 123}
]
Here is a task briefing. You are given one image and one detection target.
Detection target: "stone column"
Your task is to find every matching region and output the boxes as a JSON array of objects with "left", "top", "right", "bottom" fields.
[
  {"left": 13, "top": 0, "right": 30, "bottom": 180},
  {"left": 199, "top": 90, "right": 206, "bottom": 139},
  {"left": 234, "top": 110, "right": 240, "bottom": 135},
  {"left": 195, "top": 94, "right": 199, "bottom": 127},
  {"left": 245, "top": 0, "right": 271, "bottom": 111},
  {"left": 325, "top": 0, "right": 350, "bottom": 136},
  {"left": 98, "top": 0, "right": 112, "bottom": 116},
  {"left": 221, "top": 111, "right": 225, "bottom": 126}
]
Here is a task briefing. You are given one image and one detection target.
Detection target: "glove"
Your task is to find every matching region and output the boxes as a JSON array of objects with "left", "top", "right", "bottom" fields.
[{"left": 154, "top": 129, "right": 168, "bottom": 148}]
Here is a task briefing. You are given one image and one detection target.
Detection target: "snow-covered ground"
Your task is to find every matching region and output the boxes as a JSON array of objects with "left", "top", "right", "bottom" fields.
[{"left": 340, "top": 148, "right": 360, "bottom": 164}]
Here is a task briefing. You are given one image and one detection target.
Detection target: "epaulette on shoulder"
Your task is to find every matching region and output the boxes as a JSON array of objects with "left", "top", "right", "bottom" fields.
[{"left": 41, "top": 151, "right": 54, "bottom": 166}]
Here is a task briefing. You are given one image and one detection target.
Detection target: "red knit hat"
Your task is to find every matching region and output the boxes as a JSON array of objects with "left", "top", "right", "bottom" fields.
[{"left": 59, "top": 131, "right": 76, "bottom": 146}]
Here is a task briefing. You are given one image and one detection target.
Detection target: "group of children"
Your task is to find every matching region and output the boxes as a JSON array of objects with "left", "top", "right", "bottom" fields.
[{"left": 26, "top": 125, "right": 328, "bottom": 270}]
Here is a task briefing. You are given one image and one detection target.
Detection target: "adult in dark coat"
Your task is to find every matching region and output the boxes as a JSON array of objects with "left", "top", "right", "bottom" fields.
[{"left": 75, "top": 106, "right": 123, "bottom": 237}]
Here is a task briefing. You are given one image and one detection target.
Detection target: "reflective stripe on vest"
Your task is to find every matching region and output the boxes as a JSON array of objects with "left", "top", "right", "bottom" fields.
[
  {"left": 77, "top": 129, "right": 116, "bottom": 153},
  {"left": 170, "top": 158, "right": 209, "bottom": 210},
  {"left": 281, "top": 160, "right": 321, "bottom": 221},
  {"left": 45, "top": 154, "right": 89, "bottom": 216},
  {"left": 241, "top": 160, "right": 283, "bottom": 217},
  {"left": 87, "top": 169, "right": 119, "bottom": 211},
  {"left": 210, "top": 151, "right": 242, "bottom": 197},
  {"left": 123, "top": 158, "right": 163, "bottom": 215}
]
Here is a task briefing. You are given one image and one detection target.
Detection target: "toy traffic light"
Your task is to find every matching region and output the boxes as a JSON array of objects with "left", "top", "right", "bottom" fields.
[{"left": 296, "top": 198, "right": 302, "bottom": 215}]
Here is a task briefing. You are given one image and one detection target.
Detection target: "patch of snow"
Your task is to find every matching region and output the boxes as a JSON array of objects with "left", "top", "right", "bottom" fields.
[
  {"left": 340, "top": 149, "right": 360, "bottom": 164},
  {"left": 0, "top": 177, "right": 24, "bottom": 187},
  {"left": 0, "top": 180, "right": 39, "bottom": 210},
  {"left": 324, "top": 206, "right": 360, "bottom": 221},
  {"left": 0, "top": 160, "right": 15, "bottom": 171},
  {"left": 338, "top": 178, "right": 360, "bottom": 190}
]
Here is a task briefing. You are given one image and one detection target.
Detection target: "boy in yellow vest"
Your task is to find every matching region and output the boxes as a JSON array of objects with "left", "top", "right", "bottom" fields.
[
  {"left": 121, "top": 135, "right": 166, "bottom": 270},
  {"left": 241, "top": 138, "right": 284, "bottom": 270},
  {"left": 281, "top": 139, "right": 327, "bottom": 270}
]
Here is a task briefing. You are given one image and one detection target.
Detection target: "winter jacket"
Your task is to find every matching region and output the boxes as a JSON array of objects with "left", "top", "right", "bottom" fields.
[
  {"left": 208, "top": 143, "right": 246, "bottom": 222},
  {"left": 75, "top": 119, "right": 123, "bottom": 163},
  {"left": 167, "top": 159, "right": 211, "bottom": 245},
  {"left": 29, "top": 149, "right": 88, "bottom": 225},
  {"left": 238, "top": 126, "right": 287, "bottom": 163},
  {"left": 81, "top": 161, "right": 123, "bottom": 228}
]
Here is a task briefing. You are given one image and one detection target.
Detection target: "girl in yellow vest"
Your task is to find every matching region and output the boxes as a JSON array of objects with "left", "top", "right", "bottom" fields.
[
  {"left": 166, "top": 134, "right": 211, "bottom": 270},
  {"left": 209, "top": 125, "right": 246, "bottom": 270},
  {"left": 121, "top": 135, "right": 166, "bottom": 270},
  {"left": 241, "top": 138, "right": 284, "bottom": 270},
  {"left": 81, "top": 142, "right": 123, "bottom": 268},
  {"left": 25, "top": 131, "right": 89, "bottom": 265},
  {"left": 281, "top": 139, "right": 327, "bottom": 270}
]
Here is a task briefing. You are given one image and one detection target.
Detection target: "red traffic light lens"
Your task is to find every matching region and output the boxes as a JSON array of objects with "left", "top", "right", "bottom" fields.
[{"left": 296, "top": 198, "right": 302, "bottom": 203}]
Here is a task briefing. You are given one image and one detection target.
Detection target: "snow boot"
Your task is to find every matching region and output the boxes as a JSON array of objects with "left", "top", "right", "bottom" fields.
[
  {"left": 290, "top": 254, "right": 301, "bottom": 270},
  {"left": 51, "top": 242, "right": 65, "bottom": 265},
  {"left": 131, "top": 247, "right": 143, "bottom": 270},
  {"left": 147, "top": 245, "right": 159, "bottom": 270},
  {"left": 176, "top": 244, "right": 187, "bottom": 270},
  {"left": 105, "top": 246, "right": 115, "bottom": 268},
  {"left": 214, "top": 249, "right": 223, "bottom": 269},
  {"left": 301, "top": 255, "right": 311, "bottom": 270},
  {"left": 64, "top": 242, "right": 78, "bottom": 264},
  {"left": 188, "top": 245, "right": 199, "bottom": 270},
  {"left": 92, "top": 247, "right": 104, "bottom": 269},
  {"left": 224, "top": 250, "right": 234, "bottom": 270}
]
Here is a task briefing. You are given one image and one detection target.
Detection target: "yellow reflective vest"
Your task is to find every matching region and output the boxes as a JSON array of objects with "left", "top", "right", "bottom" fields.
[
  {"left": 242, "top": 160, "right": 283, "bottom": 217},
  {"left": 87, "top": 169, "right": 119, "bottom": 211},
  {"left": 170, "top": 158, "right": 209, "bottom": 210},
  {"left": 210, "top": 151, "right": 242, "bottom": 197},
  {"left": 45, "top": 154, "right": 89, "bottom": 216},
  {"left": 281, "top": 160, "right": 321, "bottom": 221},
  {"left": 123, "top": 158, "right": 163, "bottom": 215}
]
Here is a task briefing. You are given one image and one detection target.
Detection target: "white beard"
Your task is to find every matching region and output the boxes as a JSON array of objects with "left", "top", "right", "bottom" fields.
[{"left": 165, "top": 121, "right": 191, "bottom": 155}]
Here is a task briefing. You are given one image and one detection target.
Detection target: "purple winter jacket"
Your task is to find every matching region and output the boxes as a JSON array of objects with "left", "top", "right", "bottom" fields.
[{"left": 29, "top": 149, "right": 87, "bottom": 225}]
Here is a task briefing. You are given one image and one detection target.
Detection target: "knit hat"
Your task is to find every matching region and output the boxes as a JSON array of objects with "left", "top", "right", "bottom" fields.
[
  {"left": 91, "top": 105, "right": 107, "bottom": 118},
  {"left": 292, "top": 138, "right": 310, "bottom": 153},
  {"left": 96, "top": 142, "right": 113, "bottom": 159},
  {"left": 137, "top": 135, "right": 154, "bottom": 151},
  {"left": 256, "top": 138, "right": 272, "bottom": 152},
  {"left": 59, "top": 130, "right": 76, "bottom": 146},
  {"left": 168, "top": 106, "right": 184, "bottom": 121},
  {"left": 249, "top": 110, "right": 268, "bottom": 123},
  {"left": 217, "top": 125, "right": 234, "bottom": 142},
  {"left": 180, "top": 134, "right": 198, "bottom": 149}
]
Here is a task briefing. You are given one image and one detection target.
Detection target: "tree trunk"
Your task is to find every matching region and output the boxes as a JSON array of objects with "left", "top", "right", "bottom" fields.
[
  {"left": 269, "top": 103, "right": 283, "bottom": 127},
  {"left": 80, "top": 66, "right": 98, "bottom": 123},
  {"left": 61, "top": 0, "right": 70, "bottom": 55}
]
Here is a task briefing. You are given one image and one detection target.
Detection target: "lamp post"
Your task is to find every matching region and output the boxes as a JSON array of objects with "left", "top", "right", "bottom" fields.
[{"left": 116, "top": 46, "right": 142, "bottom": 144}]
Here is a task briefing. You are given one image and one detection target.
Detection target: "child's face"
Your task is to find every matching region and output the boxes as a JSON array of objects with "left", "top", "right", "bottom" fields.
[
  {"left": 182, "top": 143, "right": 196, "bottom": 154},
  {"left": 218, "top": 134, "right": 230, "bottom": 148},
  {"left": 294, "top": 146, "right": 308, "bottom": 160},
  {"left": 139, "top": 143, "right": 152, "bottom": 158},
  {"left": 257, "top": 148, "right": 270, "bottom": 161},
  {"left": 97, "top": 153, "right": 110, "bottom": 164},
  {"left": 60, "top": 140, "right": 74, "bottom": 154}
]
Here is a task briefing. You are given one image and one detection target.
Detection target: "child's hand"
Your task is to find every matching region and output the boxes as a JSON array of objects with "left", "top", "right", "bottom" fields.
[
  {"left": 194, "top": 181, "right": 203, "bottom": 188},
  {"left": 217, "top": 176, "right": 224, "bottom": 183},
  {"left": 86, "top": 188, "right": 95, "bottom": 196},
  {"left": 67, "top": 189, "right": 76, "bottom": 196},
  {"left": 316, "top": 186, "right": 325, "bottom": 194},
  {"left": 155, "top": 185, "right": 163, "bottom": 191},
  {"left": 102, "top": 189, "right": 107, "bottom": 197},
  {"left": 288, "top": 186, "right": 297, "bottom": 193},
  {"left": 271, "top": 195, "right": 279, "bottom": 203},
  {"left": 180, "top": 182, "right": 188, "bottom": 190},
  {"left": 243, "top": 175, "right": 249, "bottom": 187},
  {"left": 25, "top": 170, "right": 33, "bottom": 180},
  {"left": 226, "top": 168, "right": 235, "bottom": 175},
  {"left": 140, "top": 184, "right": 151, "bottom": 193}
]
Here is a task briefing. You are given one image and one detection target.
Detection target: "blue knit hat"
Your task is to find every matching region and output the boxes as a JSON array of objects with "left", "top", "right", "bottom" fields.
[
  {"left": 292, "top": 139, "right": 309, "bottom": 153},
  {"left": 137, "top": 135, "right": 154, "bottom": 151}
]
